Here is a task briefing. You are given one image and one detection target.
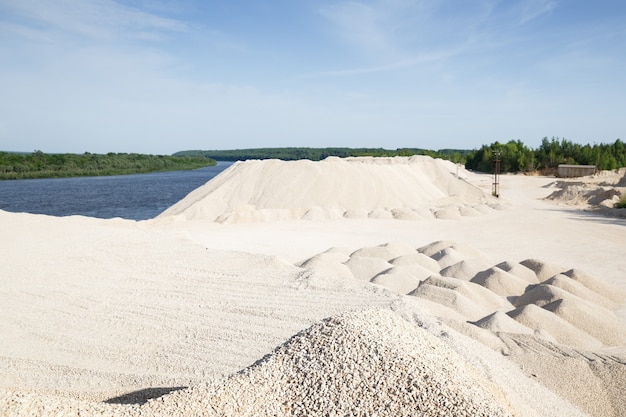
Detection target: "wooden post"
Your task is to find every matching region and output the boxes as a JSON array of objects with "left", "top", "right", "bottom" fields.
[{"left": 492, "top": 152, "right": 501, "bottom": 198}]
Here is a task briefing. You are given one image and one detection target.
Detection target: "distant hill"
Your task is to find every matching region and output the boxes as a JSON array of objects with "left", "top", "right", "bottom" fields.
[
  {"left": 173, "top": 147, "right": 470, "bottom": 162},
  {"left": 174, "top": 138, "right": 626, "bottom": 174}
]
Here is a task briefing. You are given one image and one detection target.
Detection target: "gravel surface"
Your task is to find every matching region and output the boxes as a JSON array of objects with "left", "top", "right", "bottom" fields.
[{"left": 2, "top": 310, "right": 517, "bottom": 416}]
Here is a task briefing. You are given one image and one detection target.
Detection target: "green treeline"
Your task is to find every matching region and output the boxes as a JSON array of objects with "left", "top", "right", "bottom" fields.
[
  {"left": 464, "top": 137, "right": 626, "bottom": 173},
  {"left": 174, "top": 147, "right": 469, "bottom": 163},
  {"left": 5, "top": 137, "right": 624, "bottom": 180},
  {"left": 0, "top": 151, "right": 216, "bottom": 180},
  {"left": 176, "top": 139, "right": 626, "bottom": 174}
]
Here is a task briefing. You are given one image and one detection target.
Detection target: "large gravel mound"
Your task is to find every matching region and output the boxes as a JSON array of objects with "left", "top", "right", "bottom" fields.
[{"left": 157, "top": 156, "right": 494, "bottom": 222}]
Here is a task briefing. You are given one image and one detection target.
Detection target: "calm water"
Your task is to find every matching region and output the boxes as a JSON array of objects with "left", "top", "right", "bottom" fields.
[{"left": 0, "top": 161, "right": 233, "bottom": 220}]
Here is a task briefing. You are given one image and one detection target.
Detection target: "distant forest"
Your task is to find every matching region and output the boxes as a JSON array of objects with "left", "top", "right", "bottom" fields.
[
  {"left": 3, "top": 137, "right": 625, "bottom": 180},
  {"left": 0, "top": 151, "right": 216, "bottom": 180},
  {"left": 464, "top": 137, "right": 626, "bottom": 173},
  {"left": 175, "top": 138, "right": 626, "bottom": 174},
  {"left": 174, "top": 147, "right": 469, "bottom": 163}
]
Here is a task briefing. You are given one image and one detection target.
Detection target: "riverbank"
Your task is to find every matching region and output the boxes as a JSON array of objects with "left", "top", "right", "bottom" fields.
[{"left": 0, "top": 151, "right": 216, "bottom": 180}]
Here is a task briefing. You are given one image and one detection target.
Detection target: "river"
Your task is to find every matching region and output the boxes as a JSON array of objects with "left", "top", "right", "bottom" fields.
[{"left": 0, "top": 161, "right": 233, "bottom": 220}]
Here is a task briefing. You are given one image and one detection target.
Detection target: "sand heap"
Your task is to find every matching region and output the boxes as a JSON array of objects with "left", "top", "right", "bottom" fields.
[
  {"left": 9, "top": 309, "right": 582, "bottom": 417},
  {"left": 157, "top": 156, "right": 496, "bottom": 223},
  {"left": 298, "top": 240, "right": 626, "bottom": 416},
  {"left": 140, "top": 309, "right": 516, "bottom": 417},
  {"left": 298, "top": 240, "right": 626, "bottom": 350},
  {"left": 0, "top": 305, "right": 589, "bottom": 417},
  {"left": 544, "top": 167, "right": 626, "bottom": 211}
]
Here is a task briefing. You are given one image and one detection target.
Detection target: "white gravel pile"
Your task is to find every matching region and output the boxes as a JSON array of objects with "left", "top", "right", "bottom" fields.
[
  {"left": 143, "top": 308, "right": 515, "bottom": 417},
  {"left": 156, "top": 156, "right": 494, "bottom": 223},
  {"left": 2, "top": 309, "right": 517, "bottom": 416},
  {"left": 299, "top": 240, "right": 626, "bottom": 350}
]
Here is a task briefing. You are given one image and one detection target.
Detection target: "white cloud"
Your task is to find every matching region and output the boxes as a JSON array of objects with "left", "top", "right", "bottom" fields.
[
  {"left": 315, "top": 0, "right": 500, "bottom": 74},
  {"left": 0, "top": 0, "right": 188, "bottom": 42},
  {"left": 318, "top": 1, "right": 392, "bottom": 56},
  {"left": 518, "top": 0, "right": 556, "bottom": 24},
  {"left": 297, "top": 49, "right": 457, "bottom": 79}
]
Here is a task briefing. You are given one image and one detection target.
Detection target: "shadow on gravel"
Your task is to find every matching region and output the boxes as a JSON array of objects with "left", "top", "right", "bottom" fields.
[
  {"left": 540, "top": 206, "right": 626, "bottom": 226},
  {"left": 566, "top": 208, "right": 626, "bottom": 226},
  {"left": 104, "top": 387, "right": 187, "bottom": 405}
]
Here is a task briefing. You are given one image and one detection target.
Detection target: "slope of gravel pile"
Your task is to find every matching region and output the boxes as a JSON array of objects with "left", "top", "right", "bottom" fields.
[
  {"left": 298, "top": 240, "right": 626, "bottom": 350},
  {"left": 543, "top": 168, "right": 626, "bottom": 211},
  {"left": 2, "top": 309, "right": 516, "bottom": 416},
  {"left": 156, "top": 156, "right": 496, "bottom": 223},
  {"left": 143, "top": 309, "right": 515, "bottom": 417}
]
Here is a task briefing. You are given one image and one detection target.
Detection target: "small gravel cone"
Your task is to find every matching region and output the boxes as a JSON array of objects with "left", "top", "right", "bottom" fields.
[{"left": 148, "top": 309, "right": 516, "bottom": 417}]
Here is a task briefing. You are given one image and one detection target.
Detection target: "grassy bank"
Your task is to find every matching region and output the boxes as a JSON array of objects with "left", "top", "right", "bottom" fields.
[{"left": 0, "top": 151, "right": 216, "bottom": 180}]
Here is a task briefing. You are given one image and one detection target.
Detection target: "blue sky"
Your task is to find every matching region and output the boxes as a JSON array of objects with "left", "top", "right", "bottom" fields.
[{"left": 1, "top": 0, "right": 625, "bottom": 154}]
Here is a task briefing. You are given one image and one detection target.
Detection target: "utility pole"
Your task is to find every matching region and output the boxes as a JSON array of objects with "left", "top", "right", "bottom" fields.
[{"left": 492, "top": 151, "right": 501, "bottom": 198}]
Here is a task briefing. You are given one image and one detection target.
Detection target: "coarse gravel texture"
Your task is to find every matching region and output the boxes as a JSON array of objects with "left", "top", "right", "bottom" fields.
[{"left": 2, "top": 309, "right": 517, "bottom": 417}]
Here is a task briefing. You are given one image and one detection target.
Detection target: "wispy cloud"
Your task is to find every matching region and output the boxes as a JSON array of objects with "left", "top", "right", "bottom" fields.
[
  {"left": 317, "top": 0, "right": 456, "bottom": 59},
  {"left": 313, "top": 0, "right": 490, "bottom": 78},
  {"left": 298, "top": 49, "right": 458, "bottom": 79},
  {"left": 318, "top": 1, "right": 393, "bottom": 56},
  {"left": 518, "top": 0, "right": 556, "bottom": 24},
  {"left": 0, "top": 20, "right": 56, "bottom": 43},
  {"left": 0, "top": 0, "right": 189, "bottom": 42}
]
